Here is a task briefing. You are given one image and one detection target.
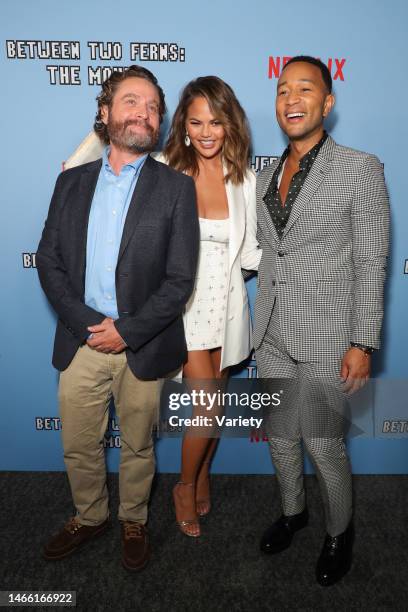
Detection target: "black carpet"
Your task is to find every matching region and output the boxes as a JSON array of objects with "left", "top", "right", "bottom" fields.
[{"left": 1, "top": 472, "right": 407, "bottom": 611}]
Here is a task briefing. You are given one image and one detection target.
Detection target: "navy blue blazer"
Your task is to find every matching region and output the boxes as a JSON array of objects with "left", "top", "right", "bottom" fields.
[{"left": 37, "top": 155, "right": 199, "bottom": 378}]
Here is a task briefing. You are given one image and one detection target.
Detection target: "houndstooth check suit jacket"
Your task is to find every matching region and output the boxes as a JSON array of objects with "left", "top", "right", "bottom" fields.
[{"left": 254, "top": 135, "right": 390, "bottom": 361}]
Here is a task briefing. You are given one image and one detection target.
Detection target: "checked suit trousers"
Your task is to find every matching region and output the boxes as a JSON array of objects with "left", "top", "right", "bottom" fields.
[{"left": 256, "top": 299, "right": 353, "bottom": 537}]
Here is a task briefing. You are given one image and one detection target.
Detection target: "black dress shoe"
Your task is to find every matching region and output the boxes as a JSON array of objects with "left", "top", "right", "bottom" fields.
[
  {"left": 316, "top": 522, "right": 354, "bottom": 586},
  {"left": 260, "top": 508, "right": 308, "bottom": 554}
]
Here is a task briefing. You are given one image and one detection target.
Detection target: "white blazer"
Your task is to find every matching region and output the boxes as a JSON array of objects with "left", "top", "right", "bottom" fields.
[
  {"left": 65, "top": 133, "right": 261, "bottom": 370},
  {"left": 220, "top": 169, "right": 261, "bottom": 369},
  {"left": 155, "top": 152, "right": 261, "bottom": 370}
]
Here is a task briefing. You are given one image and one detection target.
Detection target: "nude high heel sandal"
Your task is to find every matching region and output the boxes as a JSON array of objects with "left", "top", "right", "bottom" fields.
[
  {"left": 196, "top": 461, "right": 211, "bottom": 517},
  {"left": 173, "top": 481, "right": 201, "bottom": 537}
]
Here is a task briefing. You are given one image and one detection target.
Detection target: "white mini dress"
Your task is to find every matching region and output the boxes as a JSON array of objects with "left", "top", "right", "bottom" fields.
[{"left": 183, "top": 217, "right": 230, "bottom": 350}]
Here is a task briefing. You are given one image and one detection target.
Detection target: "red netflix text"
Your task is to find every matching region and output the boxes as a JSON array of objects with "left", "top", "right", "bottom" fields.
[{"left": 268, "top": 56, "right": 346, "bottom": 81}]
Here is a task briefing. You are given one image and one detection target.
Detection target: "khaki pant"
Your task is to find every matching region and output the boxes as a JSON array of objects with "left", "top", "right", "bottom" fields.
[{"left": 58, "top": 345, "right": 160, "bottom": 526}]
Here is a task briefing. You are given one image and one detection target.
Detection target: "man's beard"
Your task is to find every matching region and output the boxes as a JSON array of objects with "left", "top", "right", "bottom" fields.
[{"left": 107, "top": 117, "right": 159, "bottom": 153}]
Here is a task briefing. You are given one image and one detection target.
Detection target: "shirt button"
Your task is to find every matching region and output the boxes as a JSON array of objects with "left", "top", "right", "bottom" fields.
[
  {"left": 112, "top": 210, "right": 117, "bottom": 215},
  {"left": 278, "top": 251, "right": 285, "bottom": 257},
  {"left": 107, "top": 266, "right": 112, "bottom": 272},
  {"left": 108, "top": 239, "right": 113, "bottom": 244},
  {"left": 271, "top": 281, "right": 276, "bottom": 287},
  {"left": 106, "top": 294, "right": 112, "bottom": 300}
]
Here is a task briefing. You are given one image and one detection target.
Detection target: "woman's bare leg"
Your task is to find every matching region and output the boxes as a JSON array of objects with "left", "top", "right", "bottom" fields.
[
  {"left": 173, "top": 349, "right": 216, "bottom": 536},
  {"left": 195, "top": 349, "right": 229, "bottom": 515}
]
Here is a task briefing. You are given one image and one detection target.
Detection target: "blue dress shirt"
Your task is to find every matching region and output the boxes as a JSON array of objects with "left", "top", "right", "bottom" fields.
[{"left": 85, "top": 147, "right": 147, "bottom": 319}]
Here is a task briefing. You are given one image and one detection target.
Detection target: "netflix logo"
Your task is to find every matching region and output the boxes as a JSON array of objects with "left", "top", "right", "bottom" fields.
[{"left": 268, "top": 56, "right": 346, "bottom": 81}]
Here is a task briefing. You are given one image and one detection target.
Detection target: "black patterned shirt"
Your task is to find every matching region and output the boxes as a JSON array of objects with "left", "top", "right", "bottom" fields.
[{"left": 263, "top": 132, "right": 328, "bottom": 238}]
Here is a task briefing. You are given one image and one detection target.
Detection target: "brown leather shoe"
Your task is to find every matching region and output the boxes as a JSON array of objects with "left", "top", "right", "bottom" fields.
[
  {"left": 43, "top": 517, "right": 110, "bottom": 560},
  {"left": 121, "top": 522, "right": 150, "bottom": 572}
]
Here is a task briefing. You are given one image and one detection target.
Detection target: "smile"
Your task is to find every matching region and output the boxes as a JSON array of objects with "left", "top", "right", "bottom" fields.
[
  {"left": 125, "top": 120, "right": 150, "bottom": 129},
  {"left": 286, "top": 112, "right": 305, "bottom": 119},
  {"left": 198, "top": 140, "right": 216, "bottom": 147}
]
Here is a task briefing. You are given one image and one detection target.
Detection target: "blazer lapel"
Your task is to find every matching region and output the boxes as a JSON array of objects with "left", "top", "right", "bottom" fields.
[
  {"left": 282, "top": 135, "right": 335, "bottom": 238},
  {"left": 225, "top": 178, "right": 245, "bottom": 269},
  {"left": 260, "top": 159, "right": 280, "bottom": 199},
  {"left": 76, "top": 160, "right": 102, "bottom": 282},
  {"left": 118, "top": 155, "right": 158, "bottom": 262},
  {"left": 260, "top": 160, "right": 281, "bottom": 245}
]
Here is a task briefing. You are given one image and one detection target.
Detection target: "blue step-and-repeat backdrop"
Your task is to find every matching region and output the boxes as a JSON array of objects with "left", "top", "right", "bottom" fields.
[{"left": 1, "top": 0, "right": 407, "bottom": 474}]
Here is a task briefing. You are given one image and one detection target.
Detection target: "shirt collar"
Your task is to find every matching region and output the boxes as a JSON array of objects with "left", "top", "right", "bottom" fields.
[
  {"left": 102, "top": 146, "right": 148, "bottom": 175},
  {"left": 268, "top": 131, "right": 328, "bottom": 198},
  {"left": 278, "top": 131, "right": 328, "bottom": 171},
  {"left": 298, "top": 131, "right": 328, "bottom": 171}
]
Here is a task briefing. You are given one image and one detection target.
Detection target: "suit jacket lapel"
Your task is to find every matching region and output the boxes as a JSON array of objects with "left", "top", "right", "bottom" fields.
[
  {"left": 260, "top": 159, "right": 280, "bottom": 199},
  {"left": 282, "top": 136, "right": 335, "bottom": 238},
  {"left": 118, "top": 154, "right": 158, "bottom": 262},
  {"left": 76, "top": 160, "right": 102, "bottom": 283},
  {"left": 260, "top": 160, "right": 281, "bottom": 245}
]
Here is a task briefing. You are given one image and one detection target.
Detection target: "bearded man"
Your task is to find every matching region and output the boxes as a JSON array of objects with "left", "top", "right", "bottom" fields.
[{"left": 37, "top": 66, "right": 199, "bottom": 571}]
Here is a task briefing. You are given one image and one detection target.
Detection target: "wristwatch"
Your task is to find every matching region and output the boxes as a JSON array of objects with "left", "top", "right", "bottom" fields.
[{"left": 350, "top": 342, "right": 375, "bottom": 355}]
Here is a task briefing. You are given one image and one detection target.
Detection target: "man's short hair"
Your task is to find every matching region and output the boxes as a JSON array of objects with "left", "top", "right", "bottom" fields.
[
  {"left": 283, "top": 56, "right": 332, "bottom": 93},
  {"left": 94, "top": 65, "right": 166, "bottom": 144}
]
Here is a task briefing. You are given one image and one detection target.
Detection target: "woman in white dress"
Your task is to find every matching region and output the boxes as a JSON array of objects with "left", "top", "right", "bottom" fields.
[{"left": 163, "top": 76, "right": 261, "bottom": 537}]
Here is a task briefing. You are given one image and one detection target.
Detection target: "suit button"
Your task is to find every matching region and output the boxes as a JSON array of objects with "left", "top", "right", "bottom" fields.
[
  {"left": 278, "top": 251, "right": 285, "bottom": 257},
  {"left": 271, "top": 281, "right": 276, "bottom": 287}
]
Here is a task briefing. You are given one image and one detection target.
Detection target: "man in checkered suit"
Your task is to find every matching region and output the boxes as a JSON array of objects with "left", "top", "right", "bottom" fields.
[{"left": 255, "top": 56, "right": 389, "bottom": 586}]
